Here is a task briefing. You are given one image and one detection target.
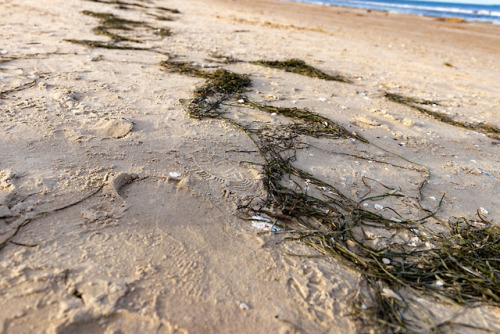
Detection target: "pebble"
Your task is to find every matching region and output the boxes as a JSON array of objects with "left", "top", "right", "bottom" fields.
[
  {"left": 374, "top": 204, "right": 384, "bottom": 211},
  {"left": 318, "top": 97, "right": 327, "bottom": 102},
  {"left": 239, "top": 303, "right": 250, "bottom": 311},
  {"left": 237, "top": 99, "right": 245, "bottom": 104},
  {"left": 382, "top": 258, "right": 391, "bottom": 265}
]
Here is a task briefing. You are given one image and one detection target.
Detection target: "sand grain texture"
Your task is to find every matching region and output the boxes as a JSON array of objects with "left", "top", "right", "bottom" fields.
[{"left": 0, "top": 0, "right": 499, "bottom": 332}]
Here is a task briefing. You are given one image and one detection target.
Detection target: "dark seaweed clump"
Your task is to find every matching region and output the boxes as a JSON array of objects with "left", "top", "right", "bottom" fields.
[
  {"left": 252, "top": 58, "right": 350, "bottom": 83},
  {"left": 81, "top": 10, "right": 145, "bottom": 43},
  {"left": 161, "top": 61, "right": 251, "bottom": 118},
  {"left": 189, "top": 69, "right": 251, "bottom": 118}
]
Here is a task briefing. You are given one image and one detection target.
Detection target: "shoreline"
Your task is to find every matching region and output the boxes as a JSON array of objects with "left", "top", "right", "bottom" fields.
[
  {"left": 1, "top": 0, "right": 499, "bottom": 332},
  {"left": 283, "top": 0, "right": 500, "bottom": 25}
]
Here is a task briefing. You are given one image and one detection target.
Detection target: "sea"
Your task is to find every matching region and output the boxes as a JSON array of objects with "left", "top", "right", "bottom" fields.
[{"left": 286, "top": 0, "right": 500, "bottom": 24}]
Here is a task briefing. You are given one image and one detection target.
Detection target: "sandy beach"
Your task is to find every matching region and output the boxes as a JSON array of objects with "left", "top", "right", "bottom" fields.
[{"left": 1, "top": 0, "right": 499, "bottom": 332}]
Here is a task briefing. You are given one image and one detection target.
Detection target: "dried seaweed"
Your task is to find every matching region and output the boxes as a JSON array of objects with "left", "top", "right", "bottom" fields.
[
  {"left": 64, "top": 39, "right": 149, "bottom": 51},
  {"left": 0, "top": 183, "right": 104, "bottom": 251},
  {"left": 244, "top": 100, "right": 367, "bottom": 142},
  {"left": 252, "top": 58, "right": 350, "bottom": 83},
  {"left": 84, "top": 0, "right": 180, "bottom": 14},
  {"left": 155, "top": 6, "right": 181, "bottom": 14},
  {"left": 167, "top": 64, "right": 499, "bottom": 332},
  {"left": 385, "top": 92, "right": 500, "bottom": 140},
  {"left": 81, "top": 10, "right": 145, "bottom": 42},
  {"left": 0, "top": 80, "right": 37, "bottom": 98}
]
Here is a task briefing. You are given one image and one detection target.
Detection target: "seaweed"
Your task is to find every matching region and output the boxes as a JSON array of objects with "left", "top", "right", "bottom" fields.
[
  {"left": 147, "top": 13, "right": 174, "bottom": 21},
  {"left": 81, "top": 10, "right": 145, "bottom": 42},
  {"left": 252, "top": 58, "right": 350, "bottom": 83},
  {"left": 160, "top": 60, "right": 212, "bottom": 78},
  {"left": 0, "top": 80, "right": 37, "bottom": 98},
  {"left": 196, "top": 69, "right": 251, "bottom": 97},
  {"left": 189, "top": 70, "right": 251, "bottom": 118},
  {"left": 385, "top": 92, "right": 500, "bottom": 140},
  {"left": 161, "top": 59, "right": 252, "bottom": 118},
  {"left": 208, "top": 53, "right": 242, "bottom": 64},
  {"left": 166, "top": 62, "right": 499, "bottom": 332},
  {"left": 85, "top": 0, "right": 147, "bottom": 9},
  {"left": 64, "top": 39, "right": 149, "bottom": 51},
  {"left": 155, "top": 6, "right": 181, "bottom": 14},
  {"left": 244, "top": 100, "right": 367, "bottom": 142},
  {"left": 0, "top": 183, "right": 105, "bottom": 251},
  {"left": 84, "top": 0, "right": 180, "bottom": 14},
  {"left": 66, "top": 8, "right": 174, "bottom": 50},
  {"left": 154, "top": 27, "right": 172, "bottom": 37}
]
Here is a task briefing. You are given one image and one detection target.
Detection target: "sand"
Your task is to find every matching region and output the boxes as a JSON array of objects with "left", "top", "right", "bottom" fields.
[{"left": 0, "top": 0, "right": 499, "bottom": 333}]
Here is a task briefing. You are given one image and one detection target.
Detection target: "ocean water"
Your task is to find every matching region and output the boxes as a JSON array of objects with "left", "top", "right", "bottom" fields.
[{"left": 286, "top": 0, "right": 500, "bottom": 23}]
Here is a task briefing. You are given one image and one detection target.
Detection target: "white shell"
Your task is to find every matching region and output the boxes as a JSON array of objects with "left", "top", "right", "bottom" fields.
[
  {"left": 168, "top": 172, "right": 182, "bottom": 181},
  {"left": 479, "top": 207, "right": 488, "bottom": 215}
]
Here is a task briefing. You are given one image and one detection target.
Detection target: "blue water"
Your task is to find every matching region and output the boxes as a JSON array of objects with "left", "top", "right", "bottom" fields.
[{"left": 286, "top": 0, "right": 500, "bottom": 23}]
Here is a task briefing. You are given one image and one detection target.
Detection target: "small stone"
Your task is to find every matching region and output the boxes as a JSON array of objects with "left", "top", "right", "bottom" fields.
[
  {"left": 374, "top": 204, "right": 384, "bottom": 211},
  {"left": 239, "top": 303, "right": 250, "bottom": 311},
  {"left": 382, "top": 258, "right": 391, "bottom": 265}
]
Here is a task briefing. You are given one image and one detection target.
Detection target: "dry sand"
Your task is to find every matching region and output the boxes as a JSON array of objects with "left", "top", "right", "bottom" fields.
[{"left": 0, "top": 0, "right": 499, "bottom": 333}]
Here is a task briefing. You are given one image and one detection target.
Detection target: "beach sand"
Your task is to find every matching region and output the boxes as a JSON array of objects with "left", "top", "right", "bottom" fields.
[{"left": 1, "top": 0, "right": 499, "bottom": 332}]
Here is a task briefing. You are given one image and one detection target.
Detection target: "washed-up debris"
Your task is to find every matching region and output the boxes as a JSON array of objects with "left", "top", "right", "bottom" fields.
[
  {"left": 479, "top": 207, "right": 489, "bottom": 215},
  {"left": 168, "top": 172, "right": 182, "bottom": 181},
  {"left": 250, "top": 216, "right": 280, "bottom": 232}
]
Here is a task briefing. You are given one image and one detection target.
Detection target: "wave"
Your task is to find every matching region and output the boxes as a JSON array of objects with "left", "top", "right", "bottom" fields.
[
  {"left": 347, "top": 0, "right": 500, "bottom": 16},
  {"left": 290, "top": 0, "right": 500, "bottom": 23}
]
